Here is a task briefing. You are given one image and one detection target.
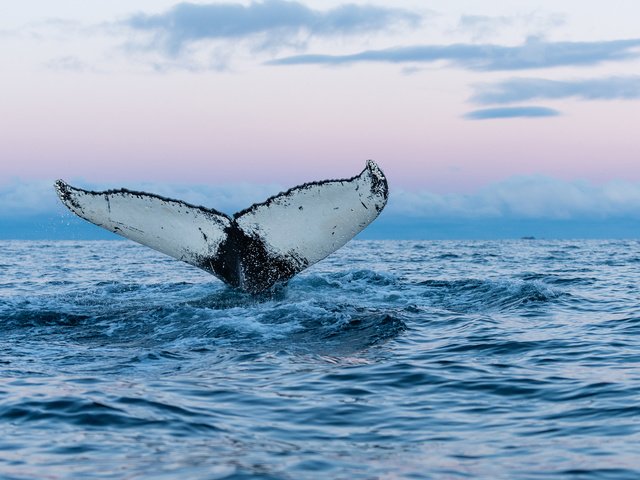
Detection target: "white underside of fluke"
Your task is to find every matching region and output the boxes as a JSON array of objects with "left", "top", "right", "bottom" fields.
[{"left": 55, "top": 160, "right": 388, "bottom": 293}]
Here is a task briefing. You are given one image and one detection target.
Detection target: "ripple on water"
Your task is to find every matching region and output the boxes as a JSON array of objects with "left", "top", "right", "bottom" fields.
[{"left": 0, "top": 239, "right": 639, "bottom": 479}]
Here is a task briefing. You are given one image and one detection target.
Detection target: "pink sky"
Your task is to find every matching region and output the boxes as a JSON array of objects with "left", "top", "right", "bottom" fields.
[{"left": 1, "top": 1, "right": 639, "bottom": 194}]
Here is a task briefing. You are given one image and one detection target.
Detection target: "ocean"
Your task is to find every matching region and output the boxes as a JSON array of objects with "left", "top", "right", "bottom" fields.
[{"left": 1, "top": 239, "right": 639, "bottom": 479}]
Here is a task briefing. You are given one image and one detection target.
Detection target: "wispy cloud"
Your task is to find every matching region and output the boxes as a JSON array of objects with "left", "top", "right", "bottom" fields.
[
  {"left": 124, "top": 1, "right": 422, "bottom": 55},
  {"left": 457, "top": 14, "right": 512, "bottom": 41},
  {"left": 269, "top": 37, "right": 640, "bottom": 71},
  {"left": 458, "top": 12, "right": 566, "bottom": 41},
  {"left": 464, "top": 106, "right": 559, "bottom": 120},
  {"left": 471, "top": 76, "right": 640, "bottom": 104}
]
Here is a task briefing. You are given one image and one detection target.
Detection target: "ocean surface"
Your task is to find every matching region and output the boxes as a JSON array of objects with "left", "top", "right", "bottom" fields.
[{"left": 1, "top": 239, "right": 639, "bottom": 479}]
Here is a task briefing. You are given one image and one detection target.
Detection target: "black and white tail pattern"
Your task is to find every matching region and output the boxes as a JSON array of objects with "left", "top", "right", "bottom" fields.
[{"left": 55, "top": 160, "right": 389, "bottom": 293}]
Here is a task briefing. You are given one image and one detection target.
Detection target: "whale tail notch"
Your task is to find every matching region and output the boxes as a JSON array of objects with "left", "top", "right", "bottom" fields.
[{"left": 55, "top": 160, "right": 388, "bottom": 293}]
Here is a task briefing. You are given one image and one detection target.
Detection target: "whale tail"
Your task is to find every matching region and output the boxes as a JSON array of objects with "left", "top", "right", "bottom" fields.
[{"left": 55, "top": 160, "right": 388, "bottom": 293}]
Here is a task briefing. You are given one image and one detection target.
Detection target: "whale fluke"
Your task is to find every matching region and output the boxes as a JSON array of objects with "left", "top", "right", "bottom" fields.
[{"left": 55, "top": 160, "right": 388, "bottom": 293}]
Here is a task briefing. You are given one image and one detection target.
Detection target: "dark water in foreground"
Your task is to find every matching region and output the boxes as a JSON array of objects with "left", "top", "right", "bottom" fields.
[{"left": 1, "top": 240, "right": 639, "bottom": 479}]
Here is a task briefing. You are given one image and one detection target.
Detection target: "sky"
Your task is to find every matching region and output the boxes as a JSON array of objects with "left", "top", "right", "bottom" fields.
[{"left": 1, "top": 0, "right": 639, "bottom": 239}]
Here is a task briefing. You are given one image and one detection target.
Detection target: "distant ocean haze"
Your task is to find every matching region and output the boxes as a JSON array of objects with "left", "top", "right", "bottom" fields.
[{"left": 1, "top": 176, "right": 639, "bottom": 239}]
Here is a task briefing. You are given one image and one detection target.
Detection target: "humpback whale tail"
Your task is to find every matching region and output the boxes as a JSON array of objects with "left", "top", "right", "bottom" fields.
[{"left": 55, "top": 160, "right": 388, "bottom": 293}]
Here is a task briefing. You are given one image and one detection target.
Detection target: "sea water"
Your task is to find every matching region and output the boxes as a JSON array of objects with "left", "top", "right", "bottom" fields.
[{"left": 0, "top": 240, "right": 639, "bottom": 479}]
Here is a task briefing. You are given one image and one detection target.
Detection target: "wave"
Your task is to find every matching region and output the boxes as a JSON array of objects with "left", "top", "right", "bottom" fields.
[
  {"left": 0, "top": 395, "right": 221, "bottom": 433},
  {"left": 0, "top": 269, "right": 407, "bottom": 355},
  {"left": 418, "top": 278, "right": 562, "bottom": 313},
  {"left": 517, "top": 272, "right": 597, "bottom": 286},
  {"left": 293, "top": 269, "right": 398, "bottom": 290}
]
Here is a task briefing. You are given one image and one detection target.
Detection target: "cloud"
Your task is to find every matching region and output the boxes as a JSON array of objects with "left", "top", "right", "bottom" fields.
[
  {"left": 457, "top": 14, "right": 513, "bottom": 40},
  {"left": 471, "top": 76, "right": 640, "bottom": 104},
  {"left": 268, "top": 37, "right": 640, "bottom": 71},
  {"left": 388, "top": 176, "right": 640, "bottom": 220},
  {"left": 4, "top": 176, "right": 640, "bottom": 224},
  {"left": 464, "top": 106, "right": 559, "bottom": 120},
  {"left": 4, "top": 177, "right": 640, "bottom": 239},
  {"left": 458, "top": 12, "right": 566, "bottom": 41},
  {"left": 124, "top": 1, "right": 422, "bottom": 55},
  {"left": 0, "top": 180, "right": 63, "bottom": 217}
]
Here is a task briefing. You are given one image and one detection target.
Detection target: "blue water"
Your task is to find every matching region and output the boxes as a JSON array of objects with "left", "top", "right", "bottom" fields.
[{"left": 1, "top": 240, "right": 639, "bottom": 479}]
